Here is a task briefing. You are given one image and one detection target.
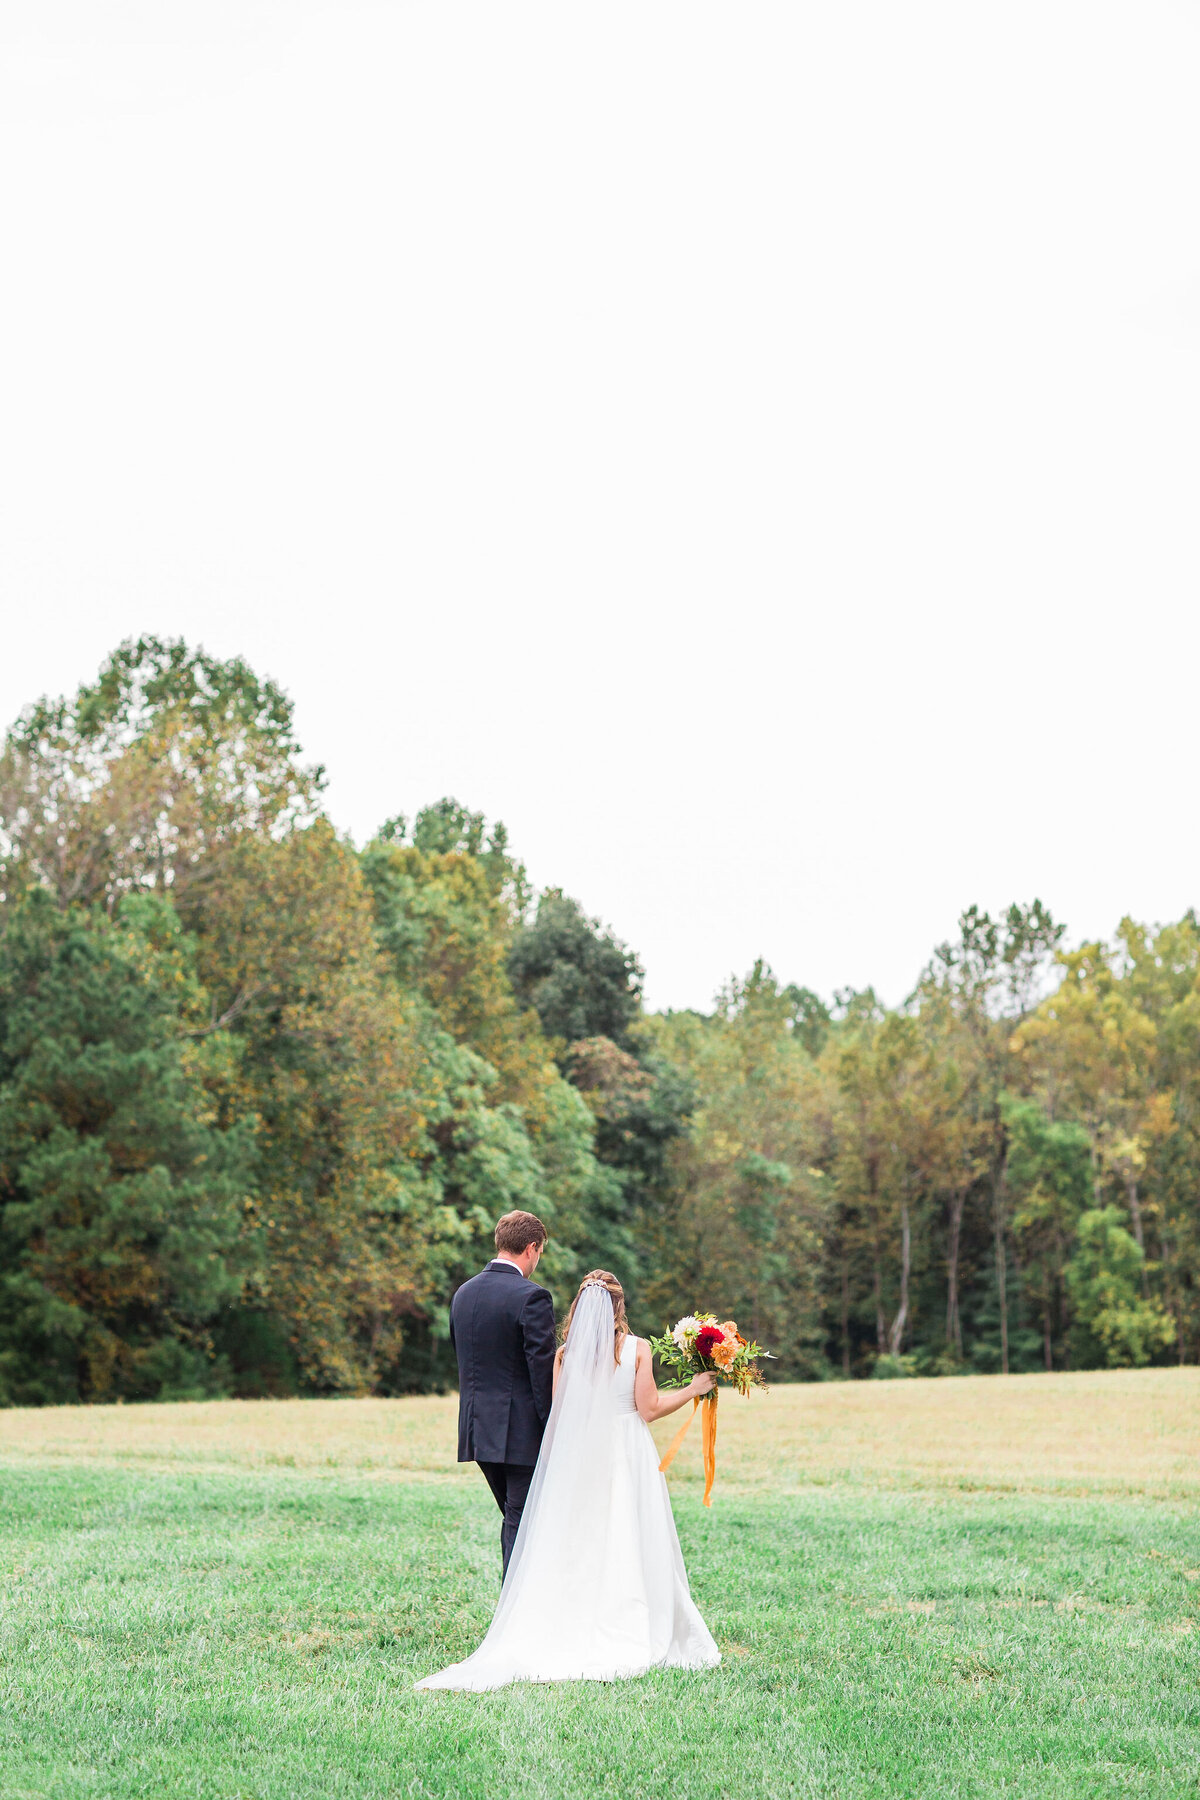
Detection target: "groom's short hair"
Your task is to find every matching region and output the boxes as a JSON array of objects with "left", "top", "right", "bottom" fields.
[{"left": 494, "top": 1211, "right": 548, "bottom": 1255}]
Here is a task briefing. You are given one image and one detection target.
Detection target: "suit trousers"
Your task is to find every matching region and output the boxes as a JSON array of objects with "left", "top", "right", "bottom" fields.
[{"left": 476, "top": 1461, "right": 535, "bottom": 1579}]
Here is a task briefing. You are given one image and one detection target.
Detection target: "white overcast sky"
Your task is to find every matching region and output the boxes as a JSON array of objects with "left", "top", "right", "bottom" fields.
[{"left": 1, "top": 2, "right": 1198, "bottom": 1012}]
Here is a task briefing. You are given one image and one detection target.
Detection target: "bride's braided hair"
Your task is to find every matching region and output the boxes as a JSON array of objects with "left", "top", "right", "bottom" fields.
[{"left": 557, "top": 1269, "right": 628, "bottom": 1370}]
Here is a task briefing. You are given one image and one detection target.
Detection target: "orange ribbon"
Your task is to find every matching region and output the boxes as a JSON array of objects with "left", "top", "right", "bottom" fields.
[{"left": 657, "top": 1389, "right": 718, "bottom": 1506}]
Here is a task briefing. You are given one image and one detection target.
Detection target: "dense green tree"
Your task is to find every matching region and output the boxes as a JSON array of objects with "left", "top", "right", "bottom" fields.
[
  {"left": 913, "top": 902, "right": 1065, "bottom": 1373},
  {"left": 567, "top": 1035, "right": 695, "bottom": 1219},
  {"left": 180, "top": 820, "right": 452, "bottom": 1394},
  {"left": 1003, "top": 1097, "right": 1092, "bottom": 1370},
  {"left": 1066, "top": 1206, "right": 1176, "bottom": 1368},
  {"left": 509, "top": 889, "right": 643, "bottom": 1049},
  {"left": 506, "top": 888, "right": 693, "bottom": 1318},
  {"left": 647, "top": 965, "right": 828, "bottom": 1374},
  {"left": 363, "top": 812, "right": 672, "bottom": 1288},
  {"left": 0, "top": 893, "right": 255, "bottom": 1404},
  {"left": 1104, "top": 915, "right": 1200, "bottom": 1356},
  {"left": 829, "top": 1008, "right": 937, "bottom": 1369},
  {"left": 361, "top": 807, "right": 553, "bottom": 1117}
]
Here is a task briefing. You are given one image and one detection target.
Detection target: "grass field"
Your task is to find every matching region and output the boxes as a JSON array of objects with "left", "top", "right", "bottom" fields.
[{"left": 2, "top": 1371, "right": 1199, "bottom": 1800}]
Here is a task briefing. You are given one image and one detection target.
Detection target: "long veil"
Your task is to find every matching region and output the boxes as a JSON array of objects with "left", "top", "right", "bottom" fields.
[
  {"left": 418, "top": 1283, "right": 626, "bottom": 1687},
  {"left": 499, "top": 1282, "right": 617, "bottom": 1610}
]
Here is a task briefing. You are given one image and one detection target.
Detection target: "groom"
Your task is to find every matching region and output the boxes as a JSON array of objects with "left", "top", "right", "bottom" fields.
[{"left": 449, "top": 1210, "right": 556, "bottom": 1578}]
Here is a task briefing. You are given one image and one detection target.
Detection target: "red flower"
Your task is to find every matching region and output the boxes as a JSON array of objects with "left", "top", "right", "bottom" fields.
[{"left": 694, "top": 1325, "right": 723, "bottom": 1358}]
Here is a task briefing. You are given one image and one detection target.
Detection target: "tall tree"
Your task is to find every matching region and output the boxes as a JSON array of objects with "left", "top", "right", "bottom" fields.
[
  {"left": 648, "top": 964, "right": 828, "bottom": 1374},
  {"left": 1066, "top": 1206, "right": 1176, "bottom": 1368},
  {"left": 508, "top": 890, "right": 643, "bottom": 1050},
  {"left": 181, "top": 820, "right": 446, "bottom": 1394},
  {"left": 915, "top": 902, "right": 1064, "bottom": 1372},
  {"left": 1003, "top": 1097, "right": 1092, "bottom": 1370},
  {"left": 830, "top": 1008, "right": 932, "bottom": 1365},
  {"left": 0, "top": 892, "right": 255, "bottom": 1404},
  {"left": 362, "top": 805, "right": 553, "bottom": 1118},
  {"left": 0, "top": 637, "right": 321, "bottom": 913},
  {"left": 361, "top": 805, "right": 630, "bottom": 1350},
  {"left": 1120, "top": 915, "right": 1200, "bottom": 1357}
]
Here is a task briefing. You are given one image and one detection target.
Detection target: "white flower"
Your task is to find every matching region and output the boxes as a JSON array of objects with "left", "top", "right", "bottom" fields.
[{"left": 672, "top": 1315, "right": 701, "bottom": 1348}]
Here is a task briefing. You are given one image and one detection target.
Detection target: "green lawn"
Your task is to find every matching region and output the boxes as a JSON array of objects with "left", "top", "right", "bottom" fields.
[{"left": 2, "top": 1452, "right": 1198, "bottom": 1799}]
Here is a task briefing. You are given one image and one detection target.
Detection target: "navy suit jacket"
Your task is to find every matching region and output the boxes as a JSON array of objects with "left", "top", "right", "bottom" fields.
[{"left": 449, "top": 1261, "right": 556, "bottom": 1466}]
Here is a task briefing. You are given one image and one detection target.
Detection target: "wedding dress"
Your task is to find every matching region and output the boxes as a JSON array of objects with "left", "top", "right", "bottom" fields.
[{"left": 415, "top": 1283, "right": 721, "bottom": 1690}]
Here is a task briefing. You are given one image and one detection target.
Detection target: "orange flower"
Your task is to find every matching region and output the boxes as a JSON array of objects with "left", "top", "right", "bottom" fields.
[{"left": 711, "top": 1335, "right": 737, "bottom": 1369}]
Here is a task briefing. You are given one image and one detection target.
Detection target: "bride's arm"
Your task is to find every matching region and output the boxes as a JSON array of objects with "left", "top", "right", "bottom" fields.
[{"left": 634, "top": 1340, "right": 715, "bottom": 1422}]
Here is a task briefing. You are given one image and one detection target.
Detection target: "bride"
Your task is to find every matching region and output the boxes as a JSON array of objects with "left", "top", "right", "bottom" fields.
[{"left": 416, "top": 1270, "right": 721, "bottom": 1690}]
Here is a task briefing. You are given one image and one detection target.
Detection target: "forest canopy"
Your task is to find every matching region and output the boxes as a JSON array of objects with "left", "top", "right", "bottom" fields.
[{"left": 0, "top": 639, "right": 1194, "bottom": 1403}]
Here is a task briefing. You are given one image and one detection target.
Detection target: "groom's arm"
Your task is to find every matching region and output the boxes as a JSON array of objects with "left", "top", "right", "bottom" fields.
[{"left": 521, "top": 1285, "right": 556, "bottom": 1425}]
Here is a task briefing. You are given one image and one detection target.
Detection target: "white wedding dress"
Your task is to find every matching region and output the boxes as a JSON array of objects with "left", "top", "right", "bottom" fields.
[{"left": 416, "top": 1285, "right": 721, "bottom": 1691}]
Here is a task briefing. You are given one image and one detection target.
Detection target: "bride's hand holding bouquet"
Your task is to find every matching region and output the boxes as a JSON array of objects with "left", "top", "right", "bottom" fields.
[
  {"left": 648, "top": 1313, "right": 771, "bottom": 1394},
  {"left": 647, "top": 1312, "right": 773, "bottom": 1505}
]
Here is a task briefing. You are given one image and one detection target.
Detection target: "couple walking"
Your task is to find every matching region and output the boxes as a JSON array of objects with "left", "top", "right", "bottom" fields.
[{"left": 416, "top": 1209, "right": 721, "bottom": 1691}]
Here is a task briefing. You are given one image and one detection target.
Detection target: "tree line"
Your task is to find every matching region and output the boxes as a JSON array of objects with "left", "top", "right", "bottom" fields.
[{"left": 0, "top": 639, "right": 1193, "bottom": 1403}]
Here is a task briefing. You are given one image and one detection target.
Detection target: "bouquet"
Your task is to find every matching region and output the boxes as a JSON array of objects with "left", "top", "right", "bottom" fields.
[{"left": 647, "top": 1313, "right": 773, "bottom": 1505}]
